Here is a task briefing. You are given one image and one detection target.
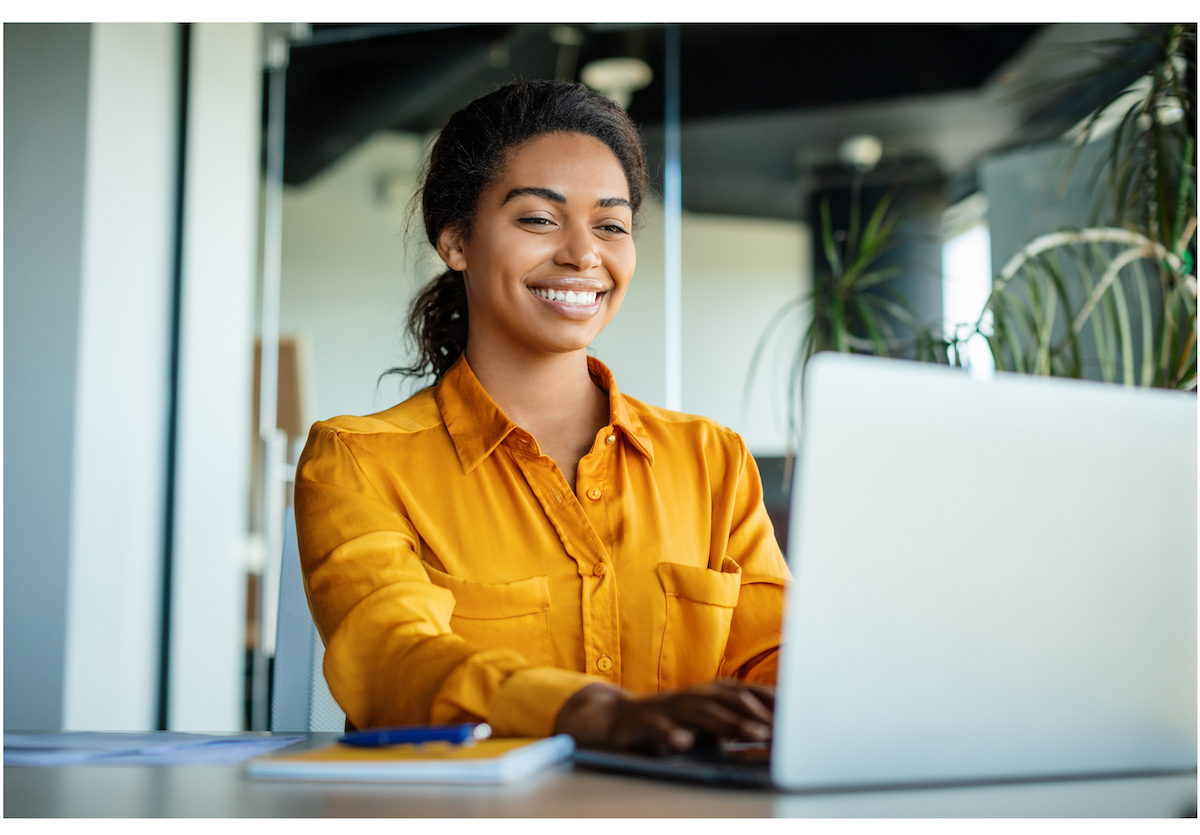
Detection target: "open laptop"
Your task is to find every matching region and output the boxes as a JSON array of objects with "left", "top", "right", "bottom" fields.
[{"left": 574, "top": 352, "right": 1197, "bottom": 791}]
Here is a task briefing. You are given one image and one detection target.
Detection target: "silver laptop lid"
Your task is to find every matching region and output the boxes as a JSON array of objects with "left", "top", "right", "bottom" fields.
[{"left": 773, "top": 353, "right": 1197, "bottom": 790}]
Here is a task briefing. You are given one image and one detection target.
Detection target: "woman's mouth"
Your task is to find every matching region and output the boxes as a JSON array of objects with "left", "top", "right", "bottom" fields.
[
  {"left": 529, "top": 287, "right": 600, "bottom": 305},
  {"left": 527, "top": 285, "right": 607, "bottom": 320}
]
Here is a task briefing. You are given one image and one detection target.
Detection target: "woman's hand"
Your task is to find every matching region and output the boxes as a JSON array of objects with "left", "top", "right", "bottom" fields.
[{"left": 552, "top": 680, "right": 775, "bottom": 753}]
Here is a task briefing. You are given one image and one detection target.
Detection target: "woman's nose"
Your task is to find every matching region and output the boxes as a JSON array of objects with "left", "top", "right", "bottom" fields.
[{"left": 555, "top": 224, "right": 601, "bottom": 271}]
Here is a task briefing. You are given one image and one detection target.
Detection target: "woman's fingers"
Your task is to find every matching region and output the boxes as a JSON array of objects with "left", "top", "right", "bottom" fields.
[
  {"left": 673, "top": 681, "right": 774, "bottom": 731},
  {"left": 698, "top": 681, "right": 775, "bottom": 725},
  {"left": 671, "top": 695, "right": 771, "bottom": 742},
  {"left": 747, "top": 684, "right": 776, "bottom": 712},
  {"left": 613, "top": 703, "right": 695, "bottom": 753},
  {"left": 554, "top": 681, "right": 777, "bottom": 752}
]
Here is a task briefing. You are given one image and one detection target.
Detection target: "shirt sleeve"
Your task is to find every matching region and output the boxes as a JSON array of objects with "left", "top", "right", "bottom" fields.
[
  {"left": 717, "top": 438, "right": 793, "bottom": 685},
  {"left": 294, "top": 422, "right": 602, "bottom": 736}
]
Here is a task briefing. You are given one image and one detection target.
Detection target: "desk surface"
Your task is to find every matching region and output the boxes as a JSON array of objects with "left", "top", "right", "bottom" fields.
[{"left": 4, "top": 733, "right": 1196, "bottom": 818}]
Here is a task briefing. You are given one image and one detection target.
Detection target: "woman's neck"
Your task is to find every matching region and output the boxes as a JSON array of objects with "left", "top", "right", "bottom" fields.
[{"left": 464, "top": 342, "right": 609, "bottom": 492}]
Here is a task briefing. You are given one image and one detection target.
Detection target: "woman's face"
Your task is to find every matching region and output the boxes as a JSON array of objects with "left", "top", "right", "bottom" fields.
[{"left": 438, "top": 132, "right": 636, "bottom": 359}]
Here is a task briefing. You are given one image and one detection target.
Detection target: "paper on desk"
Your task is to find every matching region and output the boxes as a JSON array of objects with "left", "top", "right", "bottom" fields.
[{"left": 4, "top": 732, "right": 304, "bottom": 766}]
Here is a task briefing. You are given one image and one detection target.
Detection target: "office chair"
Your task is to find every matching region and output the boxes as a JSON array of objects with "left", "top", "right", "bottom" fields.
[{"left": 271, "top": 505, "right": 346, "bottom": 732}]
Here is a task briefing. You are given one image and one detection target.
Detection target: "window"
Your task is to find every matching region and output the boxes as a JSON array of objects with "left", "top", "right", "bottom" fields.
[{"left": 942, "top": 194, "right": 994, "bottom": 380}]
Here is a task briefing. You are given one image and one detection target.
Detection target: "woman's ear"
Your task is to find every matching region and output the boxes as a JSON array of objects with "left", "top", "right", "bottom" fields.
[{"left": 436, "top": 226, "right": 468, "bottom": 272}]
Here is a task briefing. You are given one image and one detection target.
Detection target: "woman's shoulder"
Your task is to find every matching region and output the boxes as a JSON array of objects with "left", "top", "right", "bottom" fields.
[
  {"left": 311, "top": 386, "right": 444, "bottom": 440},
  {"left": 299, "top": 387, "right": 449, "bottom": 485},
  {"left": 618, "top": 391, "right": 747, "bottom": 453}
]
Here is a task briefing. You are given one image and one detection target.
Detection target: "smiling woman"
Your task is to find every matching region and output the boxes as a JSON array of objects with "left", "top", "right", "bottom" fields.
[{"left": 293, "top": 80, "right": 791, "bottom": 753}]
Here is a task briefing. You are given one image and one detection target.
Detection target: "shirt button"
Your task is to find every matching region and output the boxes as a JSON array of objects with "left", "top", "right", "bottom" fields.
[
  {"left": 597, "top": 655, "right": 613, "bottom": 673},
  {"left": 587, "top": 487, "right": 601, "bottom": 500},
  {"left": 593, "top": 562, "right": 607, "bottom": 577},
  {"left": 605, "top": 434, "right": 616, "bottom": 445}
]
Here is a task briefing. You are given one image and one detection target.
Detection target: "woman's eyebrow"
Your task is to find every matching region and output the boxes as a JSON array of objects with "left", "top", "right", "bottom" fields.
[
  {"left": 595, "top": 197, "right": 632, "bottom": 209},
  {"left": 502, "top": 187, "right": 631, "bottom": 211},
  {"left": 503, "top": 186, "right": 564, "bottom": 205}
]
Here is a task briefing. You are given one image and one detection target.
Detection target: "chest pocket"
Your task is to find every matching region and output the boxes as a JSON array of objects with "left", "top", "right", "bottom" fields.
[
  {"left": 656, "top": 558, "right": 742, "bottom": 691},
  {"left": 423, "top": 565, "right": 555, "bottom": 668}
]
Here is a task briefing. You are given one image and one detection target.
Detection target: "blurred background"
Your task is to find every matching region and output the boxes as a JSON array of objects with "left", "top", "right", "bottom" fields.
[{"left": 6, "top": 22, "right": 1193, "bottom": 734}]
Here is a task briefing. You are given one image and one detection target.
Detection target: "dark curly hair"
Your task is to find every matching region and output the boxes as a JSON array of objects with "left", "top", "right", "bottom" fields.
[{"left": 386, "top": 79, "right": 648, "bottom": 383}]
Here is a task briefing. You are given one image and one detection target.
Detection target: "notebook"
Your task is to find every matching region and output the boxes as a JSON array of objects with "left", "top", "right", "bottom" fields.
[
  {"left": 577, "top": 353, "right": 1197, "bottom": 791},
  {"left": 246, "top": 734, "right": 574, "bottom": 784}
]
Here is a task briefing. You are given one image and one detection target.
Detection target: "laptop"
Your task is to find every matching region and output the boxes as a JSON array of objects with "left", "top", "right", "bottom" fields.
[{"left": 575, "top": 352, "right": 1197, "bottom": 791}]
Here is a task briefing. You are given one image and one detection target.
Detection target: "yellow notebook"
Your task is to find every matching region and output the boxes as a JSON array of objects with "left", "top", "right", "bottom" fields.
[{"left": 245, "top": 735, "right": 575, "bottom": 784}]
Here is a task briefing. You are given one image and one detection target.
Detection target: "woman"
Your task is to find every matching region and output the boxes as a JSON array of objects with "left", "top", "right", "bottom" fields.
[{"left": 295, "top": 79, "right": 791, "bottom": 752}]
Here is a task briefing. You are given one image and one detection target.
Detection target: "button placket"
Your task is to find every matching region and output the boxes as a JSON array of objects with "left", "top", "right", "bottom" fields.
[
  {"left": 508, "top": 447, "right": 617, "bottom": 685},
  {"left": 564, "top": 430, "right": 620, "bottom": 683}
]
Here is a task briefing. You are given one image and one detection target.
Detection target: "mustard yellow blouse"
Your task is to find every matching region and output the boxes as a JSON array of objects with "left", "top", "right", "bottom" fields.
[{"left": 294, "top": 354, "right": 791, "bottom": 737}]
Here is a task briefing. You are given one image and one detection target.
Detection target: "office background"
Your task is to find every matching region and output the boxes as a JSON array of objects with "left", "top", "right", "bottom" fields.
[{"left": 4, "top": 22, "right": 1181, "bottom": 733}]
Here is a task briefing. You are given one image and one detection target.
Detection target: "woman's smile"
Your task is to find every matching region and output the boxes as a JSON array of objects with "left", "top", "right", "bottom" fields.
[
  {"left": 527, "top": 277, "right": 608, "bottom": 319},
  {"left": 529, "top": 287, "right": 600, "bottom": 306}
]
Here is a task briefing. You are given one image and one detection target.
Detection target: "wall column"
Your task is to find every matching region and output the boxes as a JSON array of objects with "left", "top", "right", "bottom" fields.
[{"left": 168, "top": 22, "right": 262, "bottom": 731}]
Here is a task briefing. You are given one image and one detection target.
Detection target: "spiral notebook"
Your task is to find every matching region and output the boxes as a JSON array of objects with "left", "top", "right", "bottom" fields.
[{"left": 245, "top": 734, "right": 574, "bottom": 784}]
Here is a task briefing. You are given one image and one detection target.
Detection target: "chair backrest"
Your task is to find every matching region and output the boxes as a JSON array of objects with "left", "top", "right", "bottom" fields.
[{"left": 271, "top": 505, "right": 346, "bottom": 732}]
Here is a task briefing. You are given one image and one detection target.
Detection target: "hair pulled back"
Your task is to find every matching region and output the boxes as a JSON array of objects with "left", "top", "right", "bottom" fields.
[{"left": 393, "top": 79, "right": 647, "bottom": 383}]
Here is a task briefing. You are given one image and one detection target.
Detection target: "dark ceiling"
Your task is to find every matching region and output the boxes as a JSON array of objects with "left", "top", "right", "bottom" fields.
[{"left": 276, "top": 23, "right": 1133, "bottom": 218}]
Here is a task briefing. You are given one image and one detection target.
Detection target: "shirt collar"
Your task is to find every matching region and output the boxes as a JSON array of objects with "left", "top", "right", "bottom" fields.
[
  {"left": 585, "top": 355, "right": 654, "bottom": 464},
  {"left": 436, "top": 353, "right": 654, "bottom": 474}
]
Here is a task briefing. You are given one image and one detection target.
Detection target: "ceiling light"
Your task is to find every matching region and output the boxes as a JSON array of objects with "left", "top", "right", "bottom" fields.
[
  {"left": 580, "top": 57, "right": 653, "bottom": 109},
  {"left": 550, "top": 25, "right": 583, "bottom": 47},
  {"left": 838, "top": 135, "right": 883, "bottom": 173}
]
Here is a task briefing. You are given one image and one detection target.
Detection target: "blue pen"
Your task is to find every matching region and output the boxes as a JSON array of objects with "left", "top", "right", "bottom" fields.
[{"left": 338, "top": 723, "right": 492, "bottom": 747}]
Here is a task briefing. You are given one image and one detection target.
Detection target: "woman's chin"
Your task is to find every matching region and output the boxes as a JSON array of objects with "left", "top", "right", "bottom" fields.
[{"left": 523, "top": 324, "right": 605, "bottom": 357}]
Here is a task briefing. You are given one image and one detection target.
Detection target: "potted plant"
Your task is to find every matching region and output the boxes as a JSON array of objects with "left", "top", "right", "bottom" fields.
[{"left": 964, "top": 23, "right": 1196, "bottom": 389}]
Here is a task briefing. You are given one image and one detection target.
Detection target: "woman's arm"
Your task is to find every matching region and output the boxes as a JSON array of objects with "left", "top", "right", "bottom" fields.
[
  {"left": 718, "top": 439, "right": 791, "bottom": 684},
  {"left": 296, "top": 421, "right": 602, "bottom": 734}
]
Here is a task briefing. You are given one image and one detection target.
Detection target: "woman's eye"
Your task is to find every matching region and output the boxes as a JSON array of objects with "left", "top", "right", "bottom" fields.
[
  {"left": 599, "top": 224, "right": 628, "bottom": 235},
  {"left": 518, "top": 217, "right": 552, "bottom": 226}
]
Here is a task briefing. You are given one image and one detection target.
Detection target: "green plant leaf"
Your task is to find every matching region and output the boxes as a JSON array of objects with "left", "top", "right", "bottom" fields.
[
  {"left": 1108, "top": 277, "right": 1135, "bottom": 385},
  {"left": 852, "top": 294, "right": 889, "bottom": 357},
  {"left": 820, "top": 198, "right": 842, "bottom": 278},
  {"left": 1131, "top": 258, "right": 1156, "bottom": 386}
]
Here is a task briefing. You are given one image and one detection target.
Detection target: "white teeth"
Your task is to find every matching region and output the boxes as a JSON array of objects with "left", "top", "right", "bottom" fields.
[{"left": 529, "top": 288, "right": 599, "bottom": 305}]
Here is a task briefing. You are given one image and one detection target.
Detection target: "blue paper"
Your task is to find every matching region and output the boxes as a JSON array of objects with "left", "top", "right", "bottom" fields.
[{"left": 4, "top": 731, "right": 304, "bottom": 766}]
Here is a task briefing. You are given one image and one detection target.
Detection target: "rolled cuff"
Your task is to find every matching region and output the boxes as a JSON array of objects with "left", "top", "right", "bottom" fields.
[{"left": 487, "top": 666, "right": 608, "bottom": 738}]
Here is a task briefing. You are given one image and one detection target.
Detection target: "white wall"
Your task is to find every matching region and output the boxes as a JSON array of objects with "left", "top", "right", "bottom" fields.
[
  {"left": 280, "top": 132, "right": 435, "bottom": 421},
  {"left": 3, "top": 22, "right": 92, "bottom": 731},
  {"left": 168, "top": 22, "right": 261, "bottom": 731},
  {"left": 680, "top": 214, "right": 811, "bottom": 456},
  {"left": 62, "top": 23, "right": 179, "bottom": 731},
  {"left": 281, "top": 129, "right": 810, "bottom": 456}
]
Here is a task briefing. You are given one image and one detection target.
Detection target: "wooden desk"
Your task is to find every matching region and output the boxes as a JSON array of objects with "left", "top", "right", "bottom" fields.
[{"left": 4, "top": 733, "right": 1196, "bottom": 817}]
